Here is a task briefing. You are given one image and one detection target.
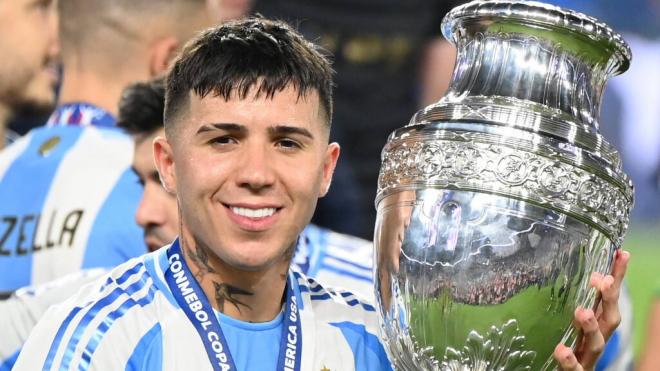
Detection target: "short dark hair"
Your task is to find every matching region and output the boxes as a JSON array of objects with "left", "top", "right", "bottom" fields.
[
  {"left": 164, "top": 17, "right": 334, "bottom": 135},
  {"left": 117, "top": 77, "right": 166, "bottom": 136}
]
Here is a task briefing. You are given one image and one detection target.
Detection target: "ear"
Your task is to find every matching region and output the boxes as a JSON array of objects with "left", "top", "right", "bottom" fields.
[
  {"left": 319, "top": 142, "right": 340, "bottom": 197},
  {"left": 153, "top": 136, "right": 177, "bottom": 195},
  {"left": 148, "top": 36, "right": 180, "bottom": 76}
]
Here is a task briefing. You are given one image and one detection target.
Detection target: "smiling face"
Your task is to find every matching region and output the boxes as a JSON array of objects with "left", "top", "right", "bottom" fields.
[
  {"left": 154, "top": 84, "right": 339, "bottom": 271},
  {"left": 0, "top": 0, "right": 59, "bottom": 112}
]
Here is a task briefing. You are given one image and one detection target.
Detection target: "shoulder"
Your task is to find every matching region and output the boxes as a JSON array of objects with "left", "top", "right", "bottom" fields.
[
  {"left": 293, "top": 271, "right": 393, "bottom": 370},
  {"left": 294, "top": 270, "right": 378, "bottom": 330},
  {"left": 13, "top": 252, "right": 176, "bottom": 370},
  {"left": 303, "top": 224, "right": 373, "bottom": 272},
  {"left": 301, "top": 224, "right": 374, "bottom": 297}
]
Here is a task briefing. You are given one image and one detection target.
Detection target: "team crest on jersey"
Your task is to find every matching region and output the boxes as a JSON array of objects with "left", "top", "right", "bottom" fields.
[{"left": 38, "top": 136, "right": 61, "bottom": 157}]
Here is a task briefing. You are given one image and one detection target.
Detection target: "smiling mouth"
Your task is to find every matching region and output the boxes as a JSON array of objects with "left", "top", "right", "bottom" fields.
[{"left": 229, "top": 206, "right": 277, "bottom": 218}]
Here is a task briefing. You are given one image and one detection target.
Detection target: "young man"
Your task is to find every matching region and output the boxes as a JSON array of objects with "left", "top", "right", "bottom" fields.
[
  {"left": 121, "top": 78, "right": 374, "bottom": 298},
  {"left": 12, "top": 18, "right": 628, "bottom": 371},
  {"left": 0, "top": 0, "right": 59, "bottom": 148},
  {"left": 0, "top": 0, "right": 212, "bottom": 293},
  {"left": 13, "top": 19, "right": 392, "bottom": 370},
  {"left": 0, "top": 77, "right": 374, "bottom": 369}
]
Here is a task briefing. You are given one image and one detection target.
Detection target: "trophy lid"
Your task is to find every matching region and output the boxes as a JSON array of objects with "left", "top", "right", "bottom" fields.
[
  {"left": 378, "top": 0, "right": 634, "bottom": 245},
  {"left": 442, "top": 0, "right": 631, "bottom": 75}
]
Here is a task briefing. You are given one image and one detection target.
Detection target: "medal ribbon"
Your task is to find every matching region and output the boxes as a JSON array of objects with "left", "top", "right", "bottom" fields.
[{"left": 165, "top": 239, "right": 302, "bottom": 371}]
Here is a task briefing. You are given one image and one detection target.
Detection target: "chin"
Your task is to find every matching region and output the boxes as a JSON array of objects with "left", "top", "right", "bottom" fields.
[{"left": 225, "top": 251, "right": 284, "bottom": 272}]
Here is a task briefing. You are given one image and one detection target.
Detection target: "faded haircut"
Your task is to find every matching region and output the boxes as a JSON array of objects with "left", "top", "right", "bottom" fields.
[
  {"left": 164, "top": 17, "right": 335, "bottom": 136},
  {"left": 117, "top": 78, "right": 166, "bottom": 136},
  {"left": 58, "top": 0, "right": 206, "bottom": 54}
]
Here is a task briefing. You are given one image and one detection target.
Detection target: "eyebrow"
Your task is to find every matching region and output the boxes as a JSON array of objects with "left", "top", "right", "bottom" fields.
[
  {"left": 196, "top": 123, "right": 246, "bottom": 135},
  {"left": 268, "top": 125, "right": 314, "bottom": 140}
]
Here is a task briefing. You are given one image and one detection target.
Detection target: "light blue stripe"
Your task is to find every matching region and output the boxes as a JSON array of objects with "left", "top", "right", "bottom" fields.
[
  {"left": 43, "top": 261, "right": 144, "bottom": 370},
  {"left": 0, "top": 126, "right": 85, "bottom": 291},
  {"left": 59, "top": 270, "right": 150, "bottom": 370},
  {"left": 124, "top": 323, "right": 162, "bottom": 371},
  {"left": 0, "top": 347, "right": 21, "bottom": 371},
  {"left": 330, "top": 322, "right": 393, "bottom": 371},
  {"left": 319, "top": 264, "right": 373, "bottom": 283},
  {"left": 82, "top": 167, "right": 145, "bottom": 269},
  {"left": 324, "top": 254, "right": 372, "bottom": 272},
  {"left": 78, "top": 282, "right": 157, "bottom": 370},
  {"left": 303, "top": 225, "right": 326, "bottom": 278}
]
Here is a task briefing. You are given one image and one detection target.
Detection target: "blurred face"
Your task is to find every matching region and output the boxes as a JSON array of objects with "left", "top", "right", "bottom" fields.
[
  {"left": 155, "top": 85, "right": 339, "bottom": 271},
  {"left": 133, "top": 128, "right": 179, "bottom": 252},
  {"left": 0, "top": 0, "right": 59, "bottom": 113},
  {"left": 206, "top": 0, "right": 252, "bottom": 22}
]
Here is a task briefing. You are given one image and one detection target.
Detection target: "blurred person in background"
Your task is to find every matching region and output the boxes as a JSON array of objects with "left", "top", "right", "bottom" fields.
[
  {"left": 0, "top": 0, "right": 59, "bottom": 149},
  {"left": 0, "top": 0, "right": 212, "bottom": 294},
  {"left": 253, "top": 0, "right": 462, "bottom": 239},
  {"left": 206, "top": 0, "right": 252, "bottom": 23}
]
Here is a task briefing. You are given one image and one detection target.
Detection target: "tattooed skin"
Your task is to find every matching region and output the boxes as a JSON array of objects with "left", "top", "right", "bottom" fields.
[
  {"left": 213, "top": 281, "right": 254, "bottom": 313},
  {"left": 186, "top": 242, "right": 217, "bottom": 281}
]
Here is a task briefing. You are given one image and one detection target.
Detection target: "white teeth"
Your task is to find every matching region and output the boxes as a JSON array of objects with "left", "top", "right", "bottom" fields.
[{"left": 230, "top": 207, "right": 276, "bottom": 218}]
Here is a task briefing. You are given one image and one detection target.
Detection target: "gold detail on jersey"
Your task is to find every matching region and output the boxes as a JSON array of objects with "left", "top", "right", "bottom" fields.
[{"left": 38, "top": 136, "right": 61, "bottom": 157}]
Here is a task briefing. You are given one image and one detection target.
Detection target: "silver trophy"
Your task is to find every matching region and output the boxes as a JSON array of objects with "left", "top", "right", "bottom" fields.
[{"left": 374, "top": 1, "right": 633, "bottom": 370}]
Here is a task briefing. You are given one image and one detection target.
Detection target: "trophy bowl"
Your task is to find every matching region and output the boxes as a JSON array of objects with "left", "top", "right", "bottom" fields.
[{"left": 374, "top": 1, "right": 633, "bottom": 370}]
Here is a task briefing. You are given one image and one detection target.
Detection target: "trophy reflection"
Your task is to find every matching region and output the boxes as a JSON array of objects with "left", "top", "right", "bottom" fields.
[{"left": 374, "top": 1, "right": 634, "bottom": 370}]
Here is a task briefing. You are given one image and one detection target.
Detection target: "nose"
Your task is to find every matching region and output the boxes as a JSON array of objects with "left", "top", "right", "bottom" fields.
[
  {"left": 234, "top": 142, "right": 276, "bottom": 192},
  {"left": 135, "top": 183, "right": 166, "bottom": 228}
]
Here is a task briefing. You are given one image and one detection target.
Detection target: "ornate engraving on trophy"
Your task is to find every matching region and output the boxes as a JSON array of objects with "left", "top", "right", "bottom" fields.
[
  {"left": 496, "top": 155, "right": 530, "bottom": 185},
  {"left": 441, "top": 320, "right": 536, "bottom": 371}
]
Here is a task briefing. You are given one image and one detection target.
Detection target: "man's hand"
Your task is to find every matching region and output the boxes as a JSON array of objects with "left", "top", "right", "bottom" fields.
[{"left": 553, "top": 249, "right": 630, "bottom": 371}]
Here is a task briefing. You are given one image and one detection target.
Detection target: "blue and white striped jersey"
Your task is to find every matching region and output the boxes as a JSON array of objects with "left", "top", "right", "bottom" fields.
[
  {"left": 296, "top": 224, "right": 374, "bottom": 300},
  {"left": 12, "top": 245, "right": 392, "bottom": 371},
  {"left": 0, "top": 224, "right": 375, "bottom": 369},
  {"left": 0, "top": 103, "right": 145, "bottom": 292}
]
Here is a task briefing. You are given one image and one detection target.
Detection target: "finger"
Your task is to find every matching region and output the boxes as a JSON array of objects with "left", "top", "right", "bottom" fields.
[
  {"left": 597, "top": 274, "right": 621, "bottom": 338},
  {"left": 554, "top": 343, "right": 583, "bottom": 371},
  {"left": 610, "top": 250, "right": 630, "bottom": 290},
  {"left": 574, "top": 307, "right": 605, "bottom": 369}
]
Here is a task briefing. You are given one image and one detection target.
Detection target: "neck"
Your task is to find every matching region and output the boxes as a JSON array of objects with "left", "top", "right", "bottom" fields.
[
  {"left": 0, "top": 104, "right": 10, "bottom": 149},
  {"left": 179, "top": 235, "right": 292, "bottom": 323},
  {"left": 58, "top": 65, "right": 144, "bottom": 117}
]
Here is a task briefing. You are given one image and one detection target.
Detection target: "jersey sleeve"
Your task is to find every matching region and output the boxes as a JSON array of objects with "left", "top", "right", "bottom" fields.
[
  {"left": 12, "top": 259, "right": 163, "bottom": 371},
  {"left": 0, "top": 268, "right": 107, "bottom": 368}
]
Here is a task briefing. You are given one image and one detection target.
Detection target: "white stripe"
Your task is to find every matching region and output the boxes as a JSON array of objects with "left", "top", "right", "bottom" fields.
[
  {"left": 68, "top": 278, "right": 153, "bottom": 370},
  {"left": 0, "top": 132, "right": 33, "bottom": 180},
  {"left": 49, "top": 264, "right": 146, "bottom": 369},
  {"left": 321, "top": 256, "right": 372, "bottom": 279},
  {"left": 324, "top": 242, "right": 373, "bottom": 269},
  {"left": 31, "top": 128, "right": 134, "bottom": 285}
]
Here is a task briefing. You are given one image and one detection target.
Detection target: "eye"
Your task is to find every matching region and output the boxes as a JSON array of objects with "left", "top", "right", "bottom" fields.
[
  {"left": 276, "top": 138, "right": 302, "bottom": 150},
  {"left": 210, "top": 136, "right": 238, "bottom": 146}
]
